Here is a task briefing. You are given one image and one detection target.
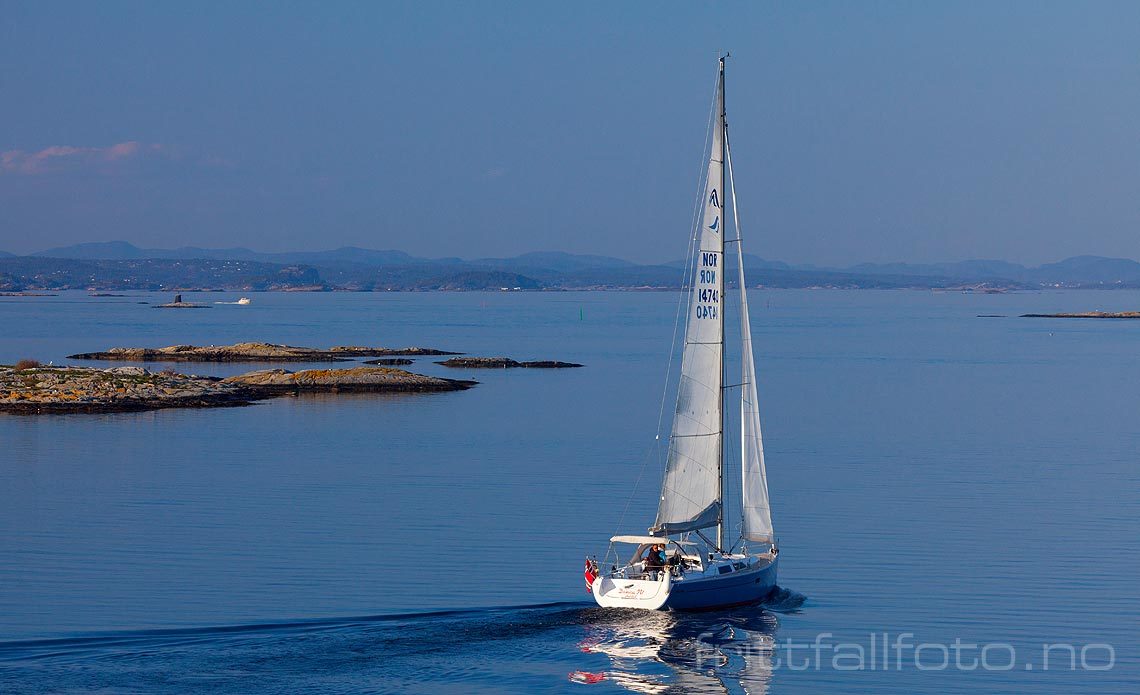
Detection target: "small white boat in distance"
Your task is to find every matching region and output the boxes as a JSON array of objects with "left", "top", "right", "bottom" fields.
[
  {"left": 236, "top": 297, "right": 251, "bottom": 305},
  {"left": 585, "top": 55, "right": 780, "bottom": 611}
]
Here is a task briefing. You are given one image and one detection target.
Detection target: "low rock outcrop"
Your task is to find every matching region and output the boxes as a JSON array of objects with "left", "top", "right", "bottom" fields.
[
  {"left": 153, "top": 301, "right": 210, "bottom": 308},
  {"left": 1021, "top": 311, "right": 1140, "bottom": 319},
  {"left": 223, "top": 367, "right": 475, "bottom": 393},
  {"left": 435, "top": 357, "right": 583, "bottom": 369},
  {"left": 1, "top": 364, "right": 475, "bottom": 414},
  {"left": 68, "top": 342, "right": 463, "bottom": 362}
]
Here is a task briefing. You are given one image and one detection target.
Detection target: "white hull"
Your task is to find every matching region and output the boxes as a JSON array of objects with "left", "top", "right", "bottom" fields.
[
  {"left": 592, "top": 554, "right": 778, "bottom": 611},
  {"left": 592, "top": 572, "right": 673, "bottom": 610}
]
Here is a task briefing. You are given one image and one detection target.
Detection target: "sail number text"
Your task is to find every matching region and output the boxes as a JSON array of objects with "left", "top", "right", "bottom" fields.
[{"left": 696, "top": 251, "right": 720, "bottom": 320}]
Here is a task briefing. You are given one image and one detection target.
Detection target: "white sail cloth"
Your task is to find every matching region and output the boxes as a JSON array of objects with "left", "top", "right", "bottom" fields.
[
  {"left": 727, "top": 141, "right": 774, "bottom": 543},
  {"left": 654, "top": 69, "right": 726, "bottom": 536}
]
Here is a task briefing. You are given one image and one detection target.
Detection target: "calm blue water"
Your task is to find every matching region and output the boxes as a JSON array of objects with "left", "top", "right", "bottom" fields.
[{"left": 1, "top": 289, "right": 1137, "bottom": 693}]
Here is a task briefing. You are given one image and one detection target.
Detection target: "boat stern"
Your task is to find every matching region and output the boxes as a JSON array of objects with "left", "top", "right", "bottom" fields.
[{"left": 592, "top": 573, "right": 672, "bottom": 610}]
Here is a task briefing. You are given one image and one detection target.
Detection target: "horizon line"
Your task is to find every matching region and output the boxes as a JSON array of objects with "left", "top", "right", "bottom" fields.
[{"left": 3, "top": 240, "right": 1138, "bottom": 270}]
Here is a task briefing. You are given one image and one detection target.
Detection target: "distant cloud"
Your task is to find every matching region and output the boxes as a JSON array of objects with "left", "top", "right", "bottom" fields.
[
  {"left": 0, "top": 141, "right": 171, "bottom": 175},
  {"left": 483, "top": 167, "right": 508, "bottom": 180},
  {"left": 104, "top": 141, "right": 142, "bottom": 160}
]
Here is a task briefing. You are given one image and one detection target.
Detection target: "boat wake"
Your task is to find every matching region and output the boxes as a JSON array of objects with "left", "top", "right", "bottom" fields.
[
  {"left": 0, "top": 591, "right": 805, "bottom": 693},
  {"left": 0, "top": 601, "right": 583, "bottom": 661},
  {"left": 762, "top": 585, "right": 808, "bottom": 613}
]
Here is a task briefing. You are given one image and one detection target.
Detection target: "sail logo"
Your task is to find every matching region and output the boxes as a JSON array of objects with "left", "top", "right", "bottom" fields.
[{"left": 706, "top": 188, "right": 722, "bottom": 233}]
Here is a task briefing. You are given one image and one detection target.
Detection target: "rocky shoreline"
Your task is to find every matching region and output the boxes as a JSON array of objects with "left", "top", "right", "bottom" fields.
[
  {"left": 1, "top": 364, "right": 474, "bottom": 414},
  {"left": 68, "top": 342, "right": 463, "bottom": 362},
  {"left": 0, "top": 366, "right": 254, "bottom": 414},
  {"left": 435, "top": 357, "right": 583, "bottom": 369}
]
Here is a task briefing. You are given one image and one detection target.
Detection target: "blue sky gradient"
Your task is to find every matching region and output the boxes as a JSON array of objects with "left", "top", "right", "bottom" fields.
[{"left": 2, "top": 1, "right": 1138, "bottom": 264}]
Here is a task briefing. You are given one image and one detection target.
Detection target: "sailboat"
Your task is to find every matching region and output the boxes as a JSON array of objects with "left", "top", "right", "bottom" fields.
[{"left": 585, "top": 56, "right": 779, "bottom": 610}]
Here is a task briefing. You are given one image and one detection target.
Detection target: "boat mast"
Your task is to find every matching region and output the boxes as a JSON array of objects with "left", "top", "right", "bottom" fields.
[{"left": 716, "top": 54, "right": 727, "bottom": 552}]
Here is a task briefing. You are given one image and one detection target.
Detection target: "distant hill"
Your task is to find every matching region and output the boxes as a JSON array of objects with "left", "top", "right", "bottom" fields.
[
  {"left": 31, "top": 240, "right": 153, "bottom": 260},
  {"left": 7, "top": 241, "right": 1140, "bottom": 291},
  {"left": 840, "top": 256, "right": 1140, "bottom": 286},
  {"left": 471, "top": 251, "right": 636, "bottom": 273},
  {"left": 0, "top": 257, "right": 323, "bottom": 291},
  {"left": 664, "top": 254, "right": 791, "bottom": 271},
  {"left": 844, "top": 260, "right": 1029, "bottom": 281},
  {"left": 30, "top": 241, "right": 442, "bottom": 267},
  {"left": 1029, "top": 256, "right": 1140, "bottom": 285}
]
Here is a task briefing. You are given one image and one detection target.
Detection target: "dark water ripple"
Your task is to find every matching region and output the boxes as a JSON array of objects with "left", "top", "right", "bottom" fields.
[{"left": 0, "top": 593, "right": 804, "bottom": 694}]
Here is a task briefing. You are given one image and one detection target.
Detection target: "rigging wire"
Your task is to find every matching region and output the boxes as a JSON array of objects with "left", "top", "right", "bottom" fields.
[{"left": 655, "top": 66, "right": 722, "bottom": 440}]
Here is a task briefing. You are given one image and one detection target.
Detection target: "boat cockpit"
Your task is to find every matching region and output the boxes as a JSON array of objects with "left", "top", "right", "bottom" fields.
[{"left": 605, "top": 535, "right": 773, "bottom": 582}]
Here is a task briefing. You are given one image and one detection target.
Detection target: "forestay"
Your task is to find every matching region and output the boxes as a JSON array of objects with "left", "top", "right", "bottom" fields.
[{"left": 654, "top": 70, "right": 726, "bottom": 536}]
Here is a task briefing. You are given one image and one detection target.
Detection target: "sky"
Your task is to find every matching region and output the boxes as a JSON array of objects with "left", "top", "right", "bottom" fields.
[{"left": 1, "top": 0, "right": 1138, "bottom": 266}]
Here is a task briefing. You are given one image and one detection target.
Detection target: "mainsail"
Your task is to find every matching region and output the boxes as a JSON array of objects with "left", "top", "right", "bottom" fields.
[{"left": 654, "top": 65, "right": 726, "bottom": 536}]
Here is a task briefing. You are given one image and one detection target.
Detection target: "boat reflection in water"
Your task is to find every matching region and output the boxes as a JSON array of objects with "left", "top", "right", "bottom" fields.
[{"left": 574, "top": 605, "right": 778, "bottom": 693}]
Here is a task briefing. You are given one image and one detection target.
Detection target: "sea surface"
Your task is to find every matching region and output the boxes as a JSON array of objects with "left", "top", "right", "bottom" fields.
[{"left": 1, "top": 289, "right": 1137, "bottom": 693}]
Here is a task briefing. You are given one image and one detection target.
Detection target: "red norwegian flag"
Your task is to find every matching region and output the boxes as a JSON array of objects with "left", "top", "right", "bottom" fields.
[{"left": 583, "top": 557, "right": 598, "bottom": 593}]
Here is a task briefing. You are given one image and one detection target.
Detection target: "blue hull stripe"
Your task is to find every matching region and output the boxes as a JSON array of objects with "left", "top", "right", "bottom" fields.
[{"left": 663, "top": 557, "right": 778, "bottom": 611}]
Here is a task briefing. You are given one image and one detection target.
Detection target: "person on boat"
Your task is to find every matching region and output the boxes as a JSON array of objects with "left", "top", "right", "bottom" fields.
[{"left": 643, "top": 544, "right": 666, "bottom": 578}]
